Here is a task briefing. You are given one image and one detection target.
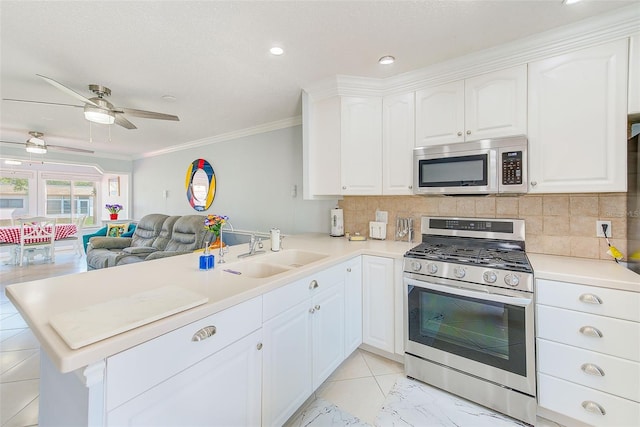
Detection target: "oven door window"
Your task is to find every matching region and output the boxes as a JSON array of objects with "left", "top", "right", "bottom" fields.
[
  {"left": 418, "top": 154, "right": 488, "bottom": 187},
  {"left": 407, "top": 285, "right": 526, "bottom": 376}
]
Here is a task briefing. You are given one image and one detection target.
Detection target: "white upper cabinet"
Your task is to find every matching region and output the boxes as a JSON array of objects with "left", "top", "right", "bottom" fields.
[
  {"left": 629, "top": 33, "right": 640, "bottom": 115},
  {"left": 415, "top": 65, "right": 527, "bottom": 146},
  {"left": 464, "top": 65, "right": 527, "bottom": 140},
  {"left": 340, "top": 96, "right": 383, "bottom": 195},
  {"left": 415, "top": 80, "right": 465, "bottom": 146},
  {"left": 383, "top": 92, "right": 415, "bottom": 195},
  {"left": 528, "top": 39, "right": 628, "bottom": 193}
]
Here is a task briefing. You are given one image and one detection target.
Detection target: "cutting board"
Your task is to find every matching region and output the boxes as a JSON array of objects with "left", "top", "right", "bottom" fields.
[{"left": 50, "top": 286, "right": 208, "bottom": 350}]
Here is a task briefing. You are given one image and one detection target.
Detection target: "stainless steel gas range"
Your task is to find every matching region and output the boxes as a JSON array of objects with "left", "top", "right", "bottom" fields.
[{"left": 404, "top": 216, "right": 536, "bottom": 425}]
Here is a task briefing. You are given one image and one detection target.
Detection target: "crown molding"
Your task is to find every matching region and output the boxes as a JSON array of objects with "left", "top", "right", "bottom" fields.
[
  {"left": 137, "top": 116, "right": 303, "bottom": 159},
  {"left": 305, "top": 4, "right": 640, "bottom": 99}
]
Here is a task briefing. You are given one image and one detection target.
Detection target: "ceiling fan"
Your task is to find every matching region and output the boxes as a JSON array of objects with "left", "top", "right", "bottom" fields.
[
  {"left": 0, "top": 131, "right": 94, "bottom": 154},
  {"left": 4, "top": 75, "right": 180, "bottom": 130}
]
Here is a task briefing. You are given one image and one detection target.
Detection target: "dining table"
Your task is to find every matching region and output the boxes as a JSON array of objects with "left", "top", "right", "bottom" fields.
[{"left": 0, "top": 223, "right": 78, "bottom": 245}]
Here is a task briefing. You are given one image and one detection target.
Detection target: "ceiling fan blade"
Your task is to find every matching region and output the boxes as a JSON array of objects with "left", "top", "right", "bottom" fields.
[
  {"left": 118, "top": 107, "right": 180, "bottom": 121},
  {"left": 37, "top": 74, "right": 100, "bottom": 107},
  {"left": 0, "top": 140, "right": 23, "bottom": 146},
  {"left": 48, "top": 144, "right": 94, "bottom": 154},
  {"left": 3, "top": 98, "right": 84, "bottom": 108},
  {"left": 114, "top": 114, "right": 137, "bottom": 129}
]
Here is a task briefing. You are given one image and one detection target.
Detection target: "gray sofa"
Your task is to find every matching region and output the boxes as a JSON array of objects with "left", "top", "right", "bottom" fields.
[{"left": 86, "top": 214, "right": 208, "bottom": 269}]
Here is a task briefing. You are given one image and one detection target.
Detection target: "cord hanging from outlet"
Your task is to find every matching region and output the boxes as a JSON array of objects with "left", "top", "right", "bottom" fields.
[{"left": 600, "top": 223, "right": 623, "bottom": 263}]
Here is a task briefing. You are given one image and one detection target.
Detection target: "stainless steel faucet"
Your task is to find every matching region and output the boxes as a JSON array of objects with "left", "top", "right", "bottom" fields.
[{"left": 238, "top": 233, "right": 265, "bottom": 258}]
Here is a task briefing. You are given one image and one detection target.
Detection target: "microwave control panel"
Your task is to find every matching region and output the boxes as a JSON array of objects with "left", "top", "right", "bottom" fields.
[{"left": 501, "top": 151, "right": 523, "bottom": 185}]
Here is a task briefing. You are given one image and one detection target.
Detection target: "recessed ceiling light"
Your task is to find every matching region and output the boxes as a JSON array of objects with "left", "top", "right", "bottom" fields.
[
  {"left": 270, "top": 46, "right": 284, "bottom": 56},
  {"left": 162, "top": 95, "right": 177, "bottom": 101},
  {"left": 378, "top": 55, "right": 395, "bottom": 65},
  {"left": 563, "top": 0, "right": 582, "bottom": 4},
  {"left": 5, "top": 160, "right": 22, "bottom": 165}
]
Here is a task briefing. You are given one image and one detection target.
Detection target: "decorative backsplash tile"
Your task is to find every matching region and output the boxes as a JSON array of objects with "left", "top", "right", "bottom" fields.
[{"left": 339, "top": 193, "right": 628, "bottom": 261}]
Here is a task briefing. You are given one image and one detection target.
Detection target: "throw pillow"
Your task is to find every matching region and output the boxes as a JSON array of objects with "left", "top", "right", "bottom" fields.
[
  {"left": 106, "top": 223, "right": 130, "bottom": 237},
  {"left": 121, "top": 223, "right": 137, "bottom": 237}
]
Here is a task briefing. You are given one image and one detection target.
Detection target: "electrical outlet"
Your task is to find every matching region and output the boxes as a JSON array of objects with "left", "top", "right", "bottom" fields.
[{"left": 596, "top": 220, "right": 612, "bottom": 237}]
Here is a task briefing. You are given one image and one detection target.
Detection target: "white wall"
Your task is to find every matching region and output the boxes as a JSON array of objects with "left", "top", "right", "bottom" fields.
[{"left": 132, "top": 125, "right": 338, "bottom": 235}]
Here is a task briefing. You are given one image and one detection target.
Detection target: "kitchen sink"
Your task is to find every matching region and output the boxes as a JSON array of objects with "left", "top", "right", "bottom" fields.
[
  {"left": 262, "top": 249, "right": 329, "bottom": 268},
  {"left": 227, "top": 262, "right": 292, "bottom": 278}
]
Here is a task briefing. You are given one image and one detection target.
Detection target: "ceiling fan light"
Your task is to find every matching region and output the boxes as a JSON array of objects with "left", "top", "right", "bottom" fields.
[
  {"left": 84, "top": 107, "right": 115, "bottom": 125},
  {"left": 26, "top": 138, "right": 47, "bottom": 154}
]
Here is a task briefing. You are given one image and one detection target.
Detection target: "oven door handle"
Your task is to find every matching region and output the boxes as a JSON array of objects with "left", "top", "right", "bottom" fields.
[{"left": 406, "top": 278, "right": 532, "bottom": 307}]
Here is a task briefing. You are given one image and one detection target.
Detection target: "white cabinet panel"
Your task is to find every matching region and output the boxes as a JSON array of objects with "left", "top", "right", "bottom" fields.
[
  {"left": 538, "top": 339, "right": 640, "bottom": 402},
  {"left": 528, "top": 39, "right": 628, "bottom": 193},
  {"left": 629, "top": 33, "right": 640, "bottom": 114},
  {"left": 537, "top": 279, "right": 640, "bottom": 322},
  {"left": 107, "top": 329, "right": 263, "bottom": 427},
  {"left": 312, "top": 281, "right": 345, "bottom": 389},
  {"left": 464, "top": 65, "right": 527, "bottom": 140},
  {"left": 538, "top": 374, "right": 640, "bottom": 427},
  {"left": 415, "top": 81, "right": 465, "bottom": 146},
  {"left": 340, "top": 96, "right": 383, "bottom": 195},
  {"left": 106, "top": 296, "right": 262, "bottom": 411},
  {"left": 537, "top": 305, "right": 640, "bottom": 362},
  {"left": 344, "top": 257, "right": 363, "bottom": 355},
  {"left": 362, "top": 255, "right": 395, "bottom": 353},
  {"left": 383, "top": 92, "right": 415, "bottom": 195},
  {"left": 262, "top": 299, "right": 313, "bottom": 427}
]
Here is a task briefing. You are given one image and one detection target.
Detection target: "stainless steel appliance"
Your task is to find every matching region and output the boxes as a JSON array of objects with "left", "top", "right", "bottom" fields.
[
  {"left": 628, "top": 122, "right": 639, "bottom": 273},
  {"left": 413, "top": 136, "right": 528, "bottom": 195},
  {"left": 404, "top": 216, "right": 536, "bottom": 424}
]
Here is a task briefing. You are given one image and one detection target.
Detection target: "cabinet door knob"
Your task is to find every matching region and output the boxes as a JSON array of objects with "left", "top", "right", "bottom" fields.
[
  {"left": 457, "top": 131, "right": 462, "bottom": 136},
  {"left": 191, "top": 326, "right": 216, "bottom": 342},
  {"left": 315, "top": 304, "right": 321, "bottom": 311},
  {"left": 342, "top": 186, "right": 347, "bottom": 190},
  {"left": 309, "top": 307, "right": 316, "bottom": 314},
  {"left": 581, "top": 401, "right": 606, "bottom": 416},
  {"left": 257, "top": 342, "right": 263, "bottom": 350},
  {"left": 579, "top": 293, "right": 603, "bottom": 305},
  {"left": 309, "top": 280, "right": 319, "bottom": 290},
  {"left": 346, "top": 267, "right": 351, "bottom": 272},
  {"left": 531, "top": 181, "right": 537, "bottom": 187},
  {"left": 466, "top": 130, "right": 471, "bottom": 135},
  {"left": 579, "top": 325, "right": 603, "bottom": 338},
  {"left": 581, "top": 363, "right": 605, "bottom": 377}
]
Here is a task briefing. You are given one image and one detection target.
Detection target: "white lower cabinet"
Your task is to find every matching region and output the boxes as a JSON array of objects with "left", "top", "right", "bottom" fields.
[
  {"left": 262, "top": 263, "right": 348, "bottom": 426},
  {"left": 107, "top": 329, "right": 263, "bottom": 426},
  {"left": 362, "top": 255, "right": 395, "bottom": 353},
  {"left": 344, "top": 256, "right": 363, "bottom": 355},
  {"left": 536, "top": 279, "right": 640, "bottom": 427}
]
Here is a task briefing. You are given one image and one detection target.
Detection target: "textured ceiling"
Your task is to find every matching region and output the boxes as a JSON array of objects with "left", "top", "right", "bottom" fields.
[{"left": 1, "top": 0, "right": 637, "bottom": 159}]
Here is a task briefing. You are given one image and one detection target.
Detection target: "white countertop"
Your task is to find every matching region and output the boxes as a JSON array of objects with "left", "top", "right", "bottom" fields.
[
  {"left": 7, "top": 234, "right": 639, "bottom": 374},
  {"left": 528, "top": 253, "right": 640, "bottom": 292},
  {"left": 6, "top": 234, "right": 413, "bottom": 373}
]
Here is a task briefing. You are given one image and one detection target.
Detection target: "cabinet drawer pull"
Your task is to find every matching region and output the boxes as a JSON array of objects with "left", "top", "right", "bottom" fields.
[
  {"left": 309, "top": 307, "right": 316, "bottom": 314},
  {"left": 466, "top": 130, "right": 471, "bottom": 135},
  {"left": 257, "top": 342, "right": 263, "bottom": 350},
  {"left": 457, "top": 131, "right": 462, "bottom": 136},
  {"left": 309, "top": 280, "right": 319, "bottom": 290},
  {"left": 579, "top": 326, "right": 603, "bottom": 338},
  {"left": 191, "top": 326, "right": 216, "bottom": 342},
  {"left": 579, "top": 293, "right": 603, "bottom": 305},
  {"left": 581, "top": 363, "right": 605, "bottom": 377},
  {"left": 581, "top": 401, "right": 606, "bottom": 416},
  {"left": 346, "top": 267, "right": 351, "bottom": 272},
  {"left": 315, "top": 304, "right": 321, "bottom": 311}
]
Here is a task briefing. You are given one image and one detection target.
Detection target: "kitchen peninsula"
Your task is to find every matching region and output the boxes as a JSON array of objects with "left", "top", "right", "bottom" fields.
[{"left": 7, "top": 234, "right": 640, "bottom": 426}]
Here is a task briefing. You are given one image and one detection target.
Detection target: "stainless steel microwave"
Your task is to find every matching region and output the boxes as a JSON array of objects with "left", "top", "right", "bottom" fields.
[{"left": 413, "top": 136, "right": 528, "bottom": 195}]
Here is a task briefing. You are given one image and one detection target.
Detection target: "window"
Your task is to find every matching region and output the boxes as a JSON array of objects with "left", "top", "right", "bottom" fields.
[{"left": 45, "top": 179, "right": 97, "bottom": 225}]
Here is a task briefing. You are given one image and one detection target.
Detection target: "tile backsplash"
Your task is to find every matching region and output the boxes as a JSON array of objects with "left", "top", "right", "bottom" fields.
[{"left": 338, "top": 193, "right": 628, "bottom": 261}]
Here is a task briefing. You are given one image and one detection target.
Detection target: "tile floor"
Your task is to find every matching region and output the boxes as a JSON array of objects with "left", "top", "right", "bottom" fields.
[{"left": 1, "top": 249, "right": 563, "bottom": 427}]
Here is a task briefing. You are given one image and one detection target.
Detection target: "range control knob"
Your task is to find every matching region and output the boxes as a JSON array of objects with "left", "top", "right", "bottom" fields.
[
  {"left": 483, "top": 271, "right": 497, "bottom": 283},
  {"left": 453, "top": 266, "right": 466, "bottom": 279},
  {"left": 411, "top": 261, "right": 422, "bottom": 272},
  {"left": 427, "top": 263, "right": 438, "bottom": 274},
  {"left": 504, "top": 274, "right": 520, "bottom": 287}
]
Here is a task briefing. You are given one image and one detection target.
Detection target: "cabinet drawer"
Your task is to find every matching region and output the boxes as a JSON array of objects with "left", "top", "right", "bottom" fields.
[
  {"left": 106, "top": 296, "right": 262, "bottom": 411},
  {"left": 537, "top": 279, "right": 640, "bottom": 322},
  {"left": 537, "top": 305, "right": 640, "bottom": 361},
  {"left": 263, "top": 263, "right": 344, "bottom": 321},
  {"left": 538, "top": 373, "right": 640, "bottom": 427},
  {"left": 537, "top": 339, "right": 640, "bottom": 402}
]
